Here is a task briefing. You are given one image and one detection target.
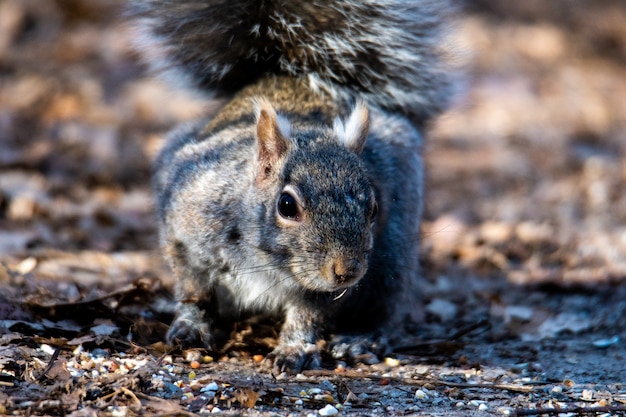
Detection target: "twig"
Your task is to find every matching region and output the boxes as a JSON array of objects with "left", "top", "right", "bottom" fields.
[
  {"left": 449, "top": 319, "right": 491, "bottom": 340},
  {"left": 514, "top": 405, "right": 626, "bottom": 416},
  {"left": 134, "top": 392, "right": 203, "bottom": 417},
  {"left": 303, "top": 369, "right": 539, "bottom": 393},
  {"left": 37, "top": 346, "right": 61, "bottom": 381},
  {"left": 120, "top": 387, "right": 143, "bottom": 412},
  {"left": 394, "top": 320, "right": 491, "bottom": 354}
]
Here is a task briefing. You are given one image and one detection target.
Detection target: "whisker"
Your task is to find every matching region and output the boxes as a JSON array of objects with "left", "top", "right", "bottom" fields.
[{"left": 333, "top": 288, "right": 348, "bottom": 300}]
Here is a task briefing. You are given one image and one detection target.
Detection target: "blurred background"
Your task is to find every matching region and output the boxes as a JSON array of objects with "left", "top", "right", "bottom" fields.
[{"left": 0, "top": 0, "right": 625, "bottom": 288}]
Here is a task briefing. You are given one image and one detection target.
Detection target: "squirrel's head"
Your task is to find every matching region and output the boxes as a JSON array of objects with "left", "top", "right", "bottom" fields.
[{"left": 252, "top": 99, "right": 376, "bottom": 293}]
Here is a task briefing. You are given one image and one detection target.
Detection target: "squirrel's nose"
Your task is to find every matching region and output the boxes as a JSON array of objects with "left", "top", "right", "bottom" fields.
[{"left": 332, "top": 257, "right": 364, "bottom": 285}]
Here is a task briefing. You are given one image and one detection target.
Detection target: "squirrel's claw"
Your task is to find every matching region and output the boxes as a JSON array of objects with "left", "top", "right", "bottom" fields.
[
  {"left": 266, "top": 342, "right": 321, "bottom": 374},
  {"left": 166, "top": 317, "right": 214, "bottom": 350}
]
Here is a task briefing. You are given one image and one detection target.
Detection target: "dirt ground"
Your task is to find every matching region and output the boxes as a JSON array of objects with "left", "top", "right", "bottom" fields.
[{"left": 1, "top": 0, "right": 626, "bottom": 415}]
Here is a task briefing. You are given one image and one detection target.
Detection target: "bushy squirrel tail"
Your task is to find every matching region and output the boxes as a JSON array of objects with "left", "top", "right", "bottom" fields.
[{"left": 129, "top": 0, "right": 454, "bottom": 124}]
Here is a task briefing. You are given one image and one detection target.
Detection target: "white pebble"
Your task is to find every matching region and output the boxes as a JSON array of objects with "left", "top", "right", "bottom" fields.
[
  {"left": 107, "top": 406, "right": 128, "bottom": 417},
  {"left": 592, "top": 336, "right": 620, "bottom": 348},
  {"left": 211, "top": 407, "right": 222, "bottom": 413},
  {"left": 40, "top": 344, "right": 55, "bottom": 355},
  {"left": 202, "top": 382, "right": 219, "bottom": 392},
  {"left": 414, "top": 389, "right": 428, "bottom": 400},
  {"left": 581, "top": 389, "right": 594, "bottom": 401},
  {"left": 318, "top": 404, "right": 338, "bottom": 416},
  {"left": 384, "top": 357, "right": 400, "bottom": 367},
  {"left": 415, "top": 365, "right": 429, "bottom": 375},
  {"left": 479, "top": 403, "right": 488, "bottom": 411}
]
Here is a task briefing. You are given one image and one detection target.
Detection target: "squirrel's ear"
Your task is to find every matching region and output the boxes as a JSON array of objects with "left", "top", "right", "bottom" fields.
[
  {"left": 333, "top": 101, "right": 369, "bottom": 155},
  {"left": 255, "top": 99, "right": 291, "bottom": 184}
]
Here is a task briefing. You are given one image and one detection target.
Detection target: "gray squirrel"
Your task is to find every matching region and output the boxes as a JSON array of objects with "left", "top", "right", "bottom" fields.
[{"left": 130, "top": 0, "right": 454, "bottom": 372}]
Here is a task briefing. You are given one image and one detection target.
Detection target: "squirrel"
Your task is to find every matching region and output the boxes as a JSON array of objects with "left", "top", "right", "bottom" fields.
[{"left": 129, "top": 0, "right": 454, "bottom": 372}]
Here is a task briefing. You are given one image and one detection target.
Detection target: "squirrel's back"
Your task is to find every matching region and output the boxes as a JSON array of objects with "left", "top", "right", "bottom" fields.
[{"left": 129, "top": 0, "right": 454, "bottom": 125}]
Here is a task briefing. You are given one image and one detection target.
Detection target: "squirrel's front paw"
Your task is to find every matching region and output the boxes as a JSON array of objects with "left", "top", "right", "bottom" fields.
[
  {"left": 166, "top": 318, "right": 214, "bottom": 349},
  {"left": 266, "top": 343, "right": 321, "bottom": 373},
  {"left": 330, "top": 333, "right": 390, "bottom": 365}
]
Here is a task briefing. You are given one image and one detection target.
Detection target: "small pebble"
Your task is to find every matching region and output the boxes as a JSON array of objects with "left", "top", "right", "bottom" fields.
[
  {"left": 107, "top": 406, "right": 128, "bottom": 417},
  {"left": 184, "top": 350, "right": 201, "bottom": 363},
  {"left": 40, "top": 344, "right": 56, "bottom": 355},
  {"left": 318, "top": 380, "right": 333, "bottom": 391},
  {"left": 202, "top": 391, "right": 216, "bottom": 401},
  {"left": 91, "top": 348, "right": 109, "bottom": 358},
  {"left": 318, "top": 404, "right": 338, "bottom": 416},
  {"left": 384, "top": 357, "right": 400, "bottom": 367},
  {"left": 202, "top": 382, "right": 219, "bottom": 392},
  {"left": 314, "top": 394, "right": 334, "bottom": 402},
  {"left": 163, "top": 382, "right": 182, "bottom": 398},
  {"left": 478, "top": 403, "right": 488, "bottom": 411},
  {"left": 334, "top": 361, "right": 347, "bottom": 372},
  {"left": 415, "top": 365, "right": 429, "bottom": 375},
  {"left": 592, "top": 336, "right": 620, "bottom": 348},
  {"left": 414, "top": 389, "right": 428, "bottom": 400},
  {"left": 15, "top": 257, "right": 37, "bottom": 275}
]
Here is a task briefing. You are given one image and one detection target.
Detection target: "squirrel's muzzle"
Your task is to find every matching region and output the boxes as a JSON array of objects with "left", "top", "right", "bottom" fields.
[{"left": 327, "top": 256, "right": 366, "bottom": 287}]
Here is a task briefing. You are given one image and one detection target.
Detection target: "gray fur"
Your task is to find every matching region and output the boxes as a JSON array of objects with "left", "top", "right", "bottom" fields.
[
  {"left": 128, "top": 0, "right": 453, "bottom": 125},
  {"left": 132, "top": 0, "right": 448, "bottom": 372}
]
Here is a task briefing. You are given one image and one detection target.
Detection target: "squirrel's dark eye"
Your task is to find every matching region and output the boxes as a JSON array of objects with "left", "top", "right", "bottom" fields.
[{"left": 278, "top": 192, "right": 299, "bottom": 220}]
